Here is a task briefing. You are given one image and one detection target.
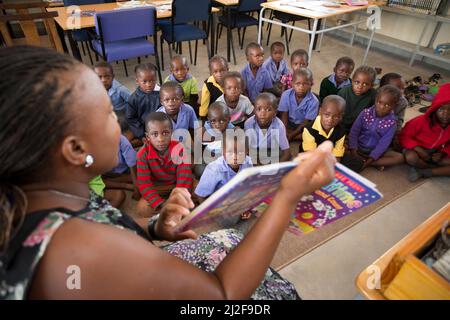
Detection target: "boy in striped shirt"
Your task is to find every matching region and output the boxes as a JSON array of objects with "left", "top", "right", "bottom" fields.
[{"left": 135, "top": 112, "right": 193, "bottom": 217}]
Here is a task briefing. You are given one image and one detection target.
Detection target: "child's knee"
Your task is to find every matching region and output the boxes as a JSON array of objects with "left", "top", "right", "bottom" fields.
[{"left": 404, "top": 150, "right": 419, "bottom": 166}]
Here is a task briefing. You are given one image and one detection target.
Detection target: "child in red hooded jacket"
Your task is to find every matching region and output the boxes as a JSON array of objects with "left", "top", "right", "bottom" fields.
[{"left": 399, "top": 83, "right": 450, "bottom": 181}]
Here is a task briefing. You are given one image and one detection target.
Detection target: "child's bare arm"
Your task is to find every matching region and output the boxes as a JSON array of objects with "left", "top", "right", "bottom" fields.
[
  {"left": 280, "top": 111, "right": 289, "bottom": 128},
  {"left": 280, "top": 149, "right": 292, "bottom": 162}
]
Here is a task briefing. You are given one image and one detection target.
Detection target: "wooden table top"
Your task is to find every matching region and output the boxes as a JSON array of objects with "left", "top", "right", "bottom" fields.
[
  {"left": 48, "top": 1, "right": 219, "bottom": 30},
  {"left": 262, "top": 0, "right": 384, "bottom": 20}
]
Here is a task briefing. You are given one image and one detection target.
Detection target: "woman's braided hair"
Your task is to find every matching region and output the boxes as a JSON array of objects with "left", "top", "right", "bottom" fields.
[{"left": 0, "top": 45, "right": 80, "bottom": 251}]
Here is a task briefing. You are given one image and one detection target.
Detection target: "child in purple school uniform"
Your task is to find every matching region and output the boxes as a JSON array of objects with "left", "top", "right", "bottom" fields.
[
  {"left": 240, "top": 42, "right": 273, "bottom": 104},
  {"left": 279, "top": 68, "right": 319, "bottom": 141},
  {"left": 343, "top": 85, "right": 405, "bottom": 172},
  {"left": 245, "top": 93, "right": 291, "bottom": 164},
  {"left": 262, "top": 42, "right": 289, "bottom": 97}
]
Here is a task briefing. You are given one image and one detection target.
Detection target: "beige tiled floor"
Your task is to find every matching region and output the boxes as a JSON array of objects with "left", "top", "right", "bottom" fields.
[{"left": 72, "top": 21, "right": 450, "bottom": 300}]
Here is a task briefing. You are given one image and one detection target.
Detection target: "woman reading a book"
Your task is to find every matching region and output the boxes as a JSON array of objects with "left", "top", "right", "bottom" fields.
[{"left": 0, "top": 46, "right": 336, "bottom": 300}]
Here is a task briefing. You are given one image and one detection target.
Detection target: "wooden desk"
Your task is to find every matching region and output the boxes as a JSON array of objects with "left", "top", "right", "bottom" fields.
[
  {"left": 48, "top": 1, "right": 219, "bottom": 62},
  {"left": 48, "top": 1, "right": 174, "bottom": 31},
  {"left": 258, "top": 0, "right": 385, "bottom": 64},
  {"left": 356, "top": 203, "right": 450, "bottom": 299}
]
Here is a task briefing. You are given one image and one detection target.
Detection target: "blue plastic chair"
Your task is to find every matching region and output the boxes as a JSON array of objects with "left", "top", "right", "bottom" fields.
[
  {"left": 90, "top": 7, "right": 161, "bottom": 81},
  {"left": 63, "top": 0, "right": 105, "bottom": 64},
  {"left": 159, "top": 0, "right": 211, "bottom": 69},
  {"left": 215, "top": 0, "right": 264, "bottom": 64}
]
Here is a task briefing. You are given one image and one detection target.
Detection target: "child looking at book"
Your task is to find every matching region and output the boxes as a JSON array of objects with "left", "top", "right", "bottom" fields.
[
  {"left": 202, "top": 101, "right": 235, "bottom": 156},
  {"left": 338, "top": 65, "right": 377, "bottom": 133},
  {"left": 199, "top": 55, "right": 229, "bottom": 118},
  {"left": 216, "top": 72, "right": 254, "bottom": 128},
  {"left": 399, "top": 83, "right": 450, "bottom": 181},
  {"left": 156, "top": 81, "right": 198, "bottom": 142},
  {"left": 245, "top": 93, "right": 291, "bottom": 164},
  {"left": 94, "top": 61, "right": 131, "bottom": 115},
  {"left": 379, "top": 72, "right": 408, "bottom": 132},
  {"left": 302, "top": 95, "right": 346, "bottom": 161},
  {"left": 102, "top": 114, "right": 140, "bottom": 200},
  {"left": 279, "top": 68, "right": 319, "bottom": 141},
  {"left": 262, "top": 41, "right": 289, "bottom": 96},
  {"left": 164, "top": 55, "right": 199, "bottom": 110},
  {"left": 280, "top": 49, "right": 309, "bottom": 92},
  {"left": 136, "top": 112, "right": 194, "bottom": 217},
  {"left": 240, "top": 42, "right": 273, "bottom": 103},
  {"left": 319, "top": 56, "right": 354, "bottom": 102},
  {"left": 194, "top": 131, "right": 253, "bottom": 203},
  {"left": 126, "top": 63, "right": 160, "bottom": 146},
  {"left": 345, "top": 85, "right": 404, "bottom": 172}
]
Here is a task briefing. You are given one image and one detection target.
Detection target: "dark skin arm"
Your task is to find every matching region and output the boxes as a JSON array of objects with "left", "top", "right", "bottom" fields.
[
  {"left": 280, "top": 148, "right": 292, "bottom": 162},
  {"left": 29, "top": 144, "right": 335, "bottom": 299},
  {"left": 288, "top": 120, "right": 311, "bottom": 141},
  {"left": 414, "top": 146, "right": 431, "bottom": 161},
  {"left": 189, "top": 94, "right": 199, "bottom": 111}
]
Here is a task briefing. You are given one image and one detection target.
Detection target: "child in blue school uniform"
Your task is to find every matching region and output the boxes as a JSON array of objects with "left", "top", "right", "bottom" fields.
[
  {"left": 194, "top": 130, "right": 253, "bottom": 202},
  {"left": 262, "top": 42, "right": 289, "bottom": 97},
  {"left": 94, "top": 61, "right": 131, "bottom": 115},
  {"left": 245, "top": 93, "right": 291, "bottom": 165},
  {"left": 126, "top": 63, "right": 160, "bottom": 147},
  {"left": 240, "top": 42, "right": 273, "bottom": 104},
  {"left": 279, "top": 68, "right": 319, "bottom": 141},
  {"left": 156, "top": 81, "right": 198, "bottom": 142}
]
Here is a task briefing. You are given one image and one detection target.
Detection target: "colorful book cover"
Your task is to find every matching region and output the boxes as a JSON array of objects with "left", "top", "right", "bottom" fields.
[
  {"left": 252, "top": 164, "right": 383, "bottom": 236},
  {"left": 176, "top": 162, "right": 382, "bottom": 233}
]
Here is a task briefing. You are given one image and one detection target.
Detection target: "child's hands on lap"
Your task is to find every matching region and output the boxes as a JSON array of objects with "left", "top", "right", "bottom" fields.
[
  {"left": 414, "top": 146, "right": 431, "bottom": 161},
  {"left": 279, "top": 141, "right": 336, "bottom": 205},
  {"left": 431, "top": 152, "right": 444, "bottom": 163},
  {"left": 155, "top": 188, "right": 198, "bottom": 241}
]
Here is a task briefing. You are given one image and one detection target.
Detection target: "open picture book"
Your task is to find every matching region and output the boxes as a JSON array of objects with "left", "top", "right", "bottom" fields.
[{"left": 175, "top": 161, "right": 383, "bottom": 233}]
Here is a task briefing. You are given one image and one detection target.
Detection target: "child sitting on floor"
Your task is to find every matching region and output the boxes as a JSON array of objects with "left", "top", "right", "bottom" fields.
[
  {"left": 194, "top": 130, "right": 253, "bottom": 203},
  {"left": 156, "top": 81, "right": 198, "bottom": 142},
  {"left": 280, "top": 49, "right": 309, "bottom": 92},
  {"left": 126, "top": 63, "right": 160, "bottom": 147},
  {"left": 338, "top": 65, "right": 377, "bottom": 133},
  {"left": 135, "top": 112, "right": 194, "bottom": 217},
  {"left": 193, "top": 101, "right": 235, "bottom": 179},
  {"left": 399, "top": 83, "right": 450, "bottom": 181},
  {"left": 344, "top": 85, "right": 404, "bottom": 172},
  {"left": 302, "top": 95, "right": 346, "bottom": 161},
  {"left": 279, "top": 68, "right": 319, "bottom": 141},
  {"left": 164, "top": 55, "right": 199, "bottom": 111},
  {"left": 319, "top": 56, "right": 354, "bottom": 102},
  {"left": 216, "top": 72, "right": 254, "bottom": 128},
  {"left": 379, "top": 72, "right": 408, "bottom": 133},
  {"left": 262, "top": 41, "right": 289, "bottom": 96},
  {"left": 240, "top": 42, "right": 273, "bottom": 103},
  {"left": 102, "top": 114, "right": 140, "bottom": 200},
  {"left": 94, "top": 61, "right": 131, "bottom": 116},
  {"left": 199, "top": 55, "right": 229, "bottom": 119},
  {"left": 245, "top": 92, "right": 291, "bottom": 164}
]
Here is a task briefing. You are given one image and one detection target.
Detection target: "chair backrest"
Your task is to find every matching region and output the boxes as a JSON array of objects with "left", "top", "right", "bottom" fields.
[
  {"left": 0, "top": 2, "right": 63, "bottom": 52},
  {"left": 63, "top": 0, "right": 105, "bottom": 6},
  {"left": 172, "top": 0, "right": 210, "bottom": 24},
  {"left": 95, "top": 7, "right": 156, "bottom": 43},
  {"left": 238, "top": 0, "right": 265, "bottom": 13}
]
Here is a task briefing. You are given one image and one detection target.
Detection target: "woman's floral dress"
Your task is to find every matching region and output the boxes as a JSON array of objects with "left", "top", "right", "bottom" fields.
[{"left": 0, "top": 192, "right": 299, "bottom": 300}]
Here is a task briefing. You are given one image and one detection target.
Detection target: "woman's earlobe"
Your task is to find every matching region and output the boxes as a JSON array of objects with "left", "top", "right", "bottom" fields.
[{"left": 61, "top": 135, "right": 88, "bottom": 166}]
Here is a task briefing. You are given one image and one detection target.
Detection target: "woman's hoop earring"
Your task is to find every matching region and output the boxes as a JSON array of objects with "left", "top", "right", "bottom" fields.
[{"left": 85, "top": 154, "right": 94, "bottom": 168}]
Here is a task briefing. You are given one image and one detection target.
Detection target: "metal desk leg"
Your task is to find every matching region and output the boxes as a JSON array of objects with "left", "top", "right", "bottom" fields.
[
  {"left": 409, "top": 20, "right": 430, "bottom": 66},
  {"left": 257, "top": 7, "right": 265, "bottom": 45},
  {"left": 227, "top": 7, "right": 231, "bottom": 63},
  {"left": 317, "top": 18, "right": 326, "bottom": 52},
  {"left": 362, "top": 26, "right": 375, "bottom": 65},
  {"left": 307, "top": 19, "right": 318, "bottom": 65},
  {"left": 66, "top": 30, "right": 82, "bottom": 61},
  {"left": 350, "top": 11, "right": 361, "bottom": 46},
  {"left": 210, "top": 12, "right": 215, "bottom": 56}
]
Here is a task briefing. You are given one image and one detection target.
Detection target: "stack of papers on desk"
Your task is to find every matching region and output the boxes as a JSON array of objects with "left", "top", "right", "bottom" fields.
[{"left": 277, "top": 1, "right": 339, "bottom": 14}]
